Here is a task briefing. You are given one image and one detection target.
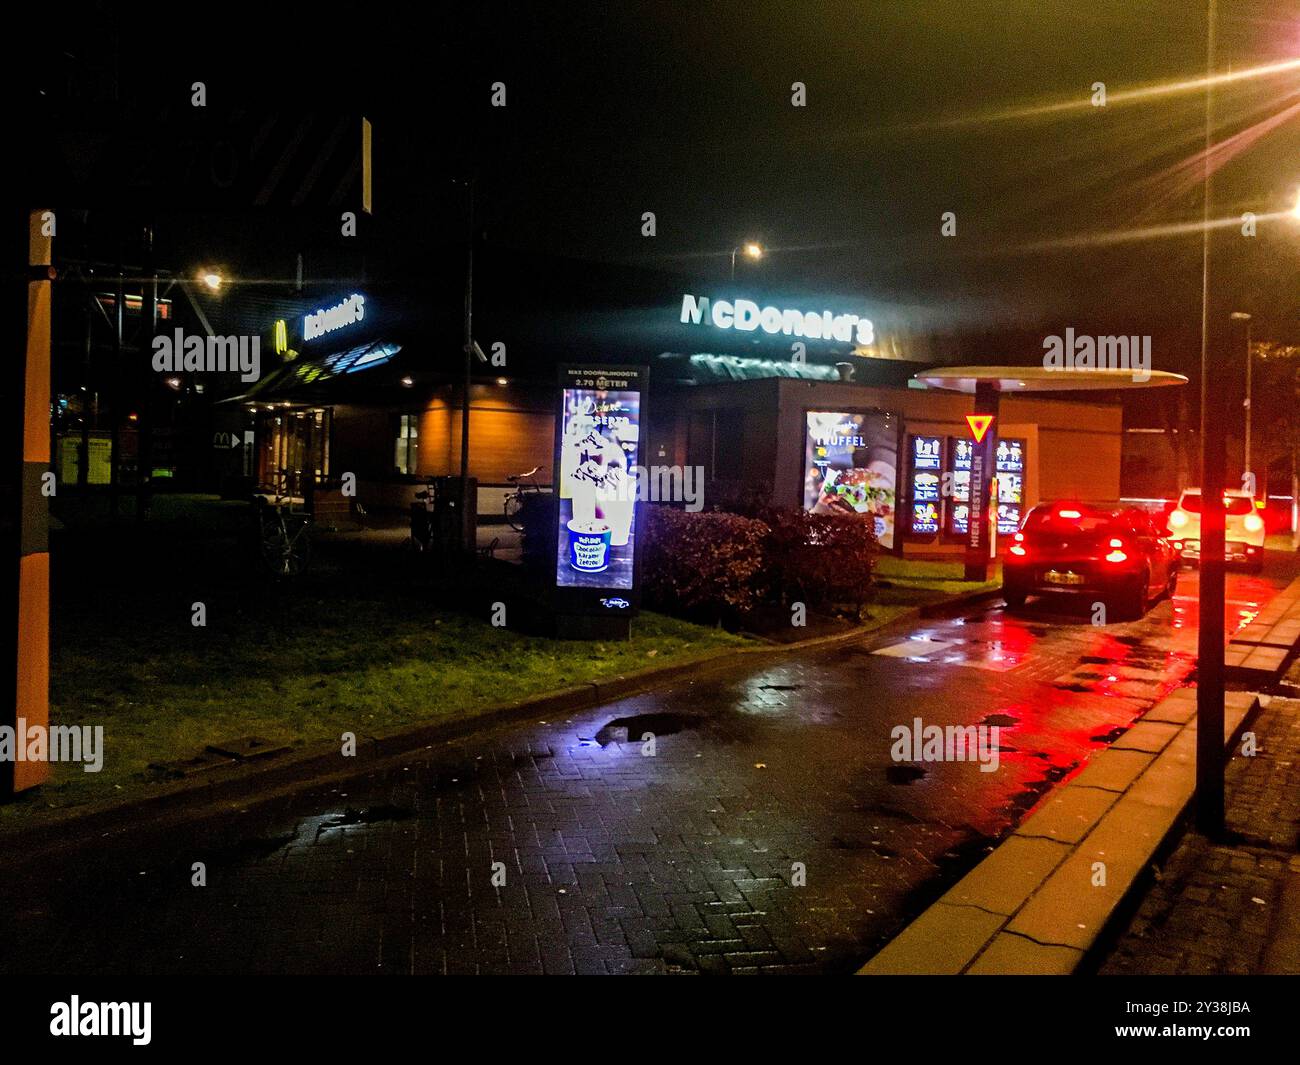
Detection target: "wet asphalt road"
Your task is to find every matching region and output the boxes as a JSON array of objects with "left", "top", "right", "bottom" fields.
[{"left": 1, "top": 558, "right": 1294, "bottom": 975}]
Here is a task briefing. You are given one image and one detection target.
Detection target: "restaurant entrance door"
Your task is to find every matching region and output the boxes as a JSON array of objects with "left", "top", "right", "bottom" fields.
[{"left": 256, "top": 407, "right": 331, "bottom": 497}]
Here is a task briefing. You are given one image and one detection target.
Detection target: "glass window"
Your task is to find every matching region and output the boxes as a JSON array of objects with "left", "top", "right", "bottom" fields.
[{"left": 394, "top": 414, "right": 419, "bottom": 475}]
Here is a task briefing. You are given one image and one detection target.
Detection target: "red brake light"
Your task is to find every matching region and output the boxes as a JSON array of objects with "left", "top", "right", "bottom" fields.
[
  {"left": 1109, "top": 538, "right": 1123, "bottom": 548},
  {"left": 1013, "top": 532, "right": 1024, "bottom": 541},
  {"left": 1059, "top": 509, "right": 1081, "bottom": 519}
]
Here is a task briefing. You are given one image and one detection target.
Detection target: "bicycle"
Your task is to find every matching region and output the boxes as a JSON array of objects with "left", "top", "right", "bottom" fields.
[
  {"left": 503, "top": 466, "right": 543, "bottom": 532},
  {"left": 255, "top": 469, "right": 313, "bottom": 577},
  {"left": 406, "top": 479, "right": 438, "bottom": 554}
]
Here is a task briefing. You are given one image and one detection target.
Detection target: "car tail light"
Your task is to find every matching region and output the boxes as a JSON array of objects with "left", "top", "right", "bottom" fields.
[
  {"left": 1009, "top": 532, "right": 1026, "bottom": 557},
  {"left": 1059, "top": 509, "right": 1081, "bottom": 519},
  {"left": 1169, "top": 509, "right": 1188, "bottom": 528},
  {"left": 1244, "top": 513, "right": 1264, "bottom": 532},
  {"left": 1105, "top": 537, "right": 1128, "bottom": 563}
]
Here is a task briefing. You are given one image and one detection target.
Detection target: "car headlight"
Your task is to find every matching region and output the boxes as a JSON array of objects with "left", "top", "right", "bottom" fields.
[{"left": 1244, "top": 513, "right": 1264, "bottom": 533}]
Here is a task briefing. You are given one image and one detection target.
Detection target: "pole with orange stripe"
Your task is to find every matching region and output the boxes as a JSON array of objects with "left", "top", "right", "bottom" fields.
[{"left": 5, "top": 209, "right": 53, "bottom": 795}]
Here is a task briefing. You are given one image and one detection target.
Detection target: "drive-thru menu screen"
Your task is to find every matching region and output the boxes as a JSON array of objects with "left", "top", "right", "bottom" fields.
[
  {"left": 996, "top": 438, "right": 1025, "bottom": 535},
  {"left": 908, "top": 434, "right": 943, "bottom": 536}
]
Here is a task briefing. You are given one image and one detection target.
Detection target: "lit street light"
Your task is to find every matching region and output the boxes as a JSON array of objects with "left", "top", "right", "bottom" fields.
[
  {"left": 200, "top": 270, "right": 223, "bottom": 292},
  {"left": 730, "top": 241, "right": 763, "bottom": 280}
]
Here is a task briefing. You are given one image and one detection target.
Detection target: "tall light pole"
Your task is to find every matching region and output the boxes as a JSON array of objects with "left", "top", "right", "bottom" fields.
[
  {"left": 1196, "top": 0, "right": 1225, "bottom": 837},
  {"left": 1231, "top": 311, "right": 1252, "bottom": 485},
  {"left": 730, "top": 241, "right": 762, "bottom": 281}
]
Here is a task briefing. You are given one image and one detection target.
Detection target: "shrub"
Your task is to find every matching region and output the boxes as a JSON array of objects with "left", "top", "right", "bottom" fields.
[
  {"left": 641, "top": 506, "right": 769, "bottom": 618},
  {"left": 761, "top": 506, "right": 878, "bottom": 613}
]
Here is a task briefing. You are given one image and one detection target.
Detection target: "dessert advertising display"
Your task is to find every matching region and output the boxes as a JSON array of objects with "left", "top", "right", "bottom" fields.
[
  {"left": 802, "top": 410, "right": 898, "bottom": 549},
  {"left": 554, "top": 373, "right": 642, "bottom": 590}
]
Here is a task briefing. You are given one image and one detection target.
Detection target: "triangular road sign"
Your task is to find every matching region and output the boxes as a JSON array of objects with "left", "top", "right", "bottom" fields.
[{"left": 965, "top": 414, "right": 994, "bottom": 443}]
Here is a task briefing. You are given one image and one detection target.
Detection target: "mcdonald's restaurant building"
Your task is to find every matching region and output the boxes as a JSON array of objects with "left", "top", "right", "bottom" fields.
[{"left": 222, "top": 271, "right": 1123, "bottom": 558}]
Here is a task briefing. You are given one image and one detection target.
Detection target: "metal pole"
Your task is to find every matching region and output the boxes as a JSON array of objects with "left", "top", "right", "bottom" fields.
[
  {"left": 137, "top": 224, "right": 156, "bottom": 522},
  {"left": 459, "top": 178, "right": 474, "bottom": 551},
  {"left": 963, "top": 382, "right": 999, "bottom": 582},
  {"left": 1243, "top": 318, "right": 1252, "bottom": 481},
  {"left": 110, "top": 248, "right": 124, "bottom": 517},
  {"left": 1196, "top": 0, "right": 1225, "bottom": 837}
]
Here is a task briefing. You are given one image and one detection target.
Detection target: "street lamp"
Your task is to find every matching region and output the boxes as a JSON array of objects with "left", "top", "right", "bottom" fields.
[
  {"left": 730, "top": 241, "right": 763, "bottom": 280},
  {"left": 199, "top": 270, "right": 223, "bottom": 292},
  {"left": 1230, "top": 311, "right": 1252, "bottom": 485}
]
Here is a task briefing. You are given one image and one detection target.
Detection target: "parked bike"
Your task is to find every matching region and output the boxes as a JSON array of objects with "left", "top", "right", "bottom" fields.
[
  {"left": 503, "top": 466, "right": 543, "bottom": 533},
  {"left": 255, "top": 469, "right": 313, "bottom": 577}
]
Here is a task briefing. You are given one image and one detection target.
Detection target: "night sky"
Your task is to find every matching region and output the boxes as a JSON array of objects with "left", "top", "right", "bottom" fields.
[{"left": 19, "top": 1, "right": 1300, "bottom": 379}]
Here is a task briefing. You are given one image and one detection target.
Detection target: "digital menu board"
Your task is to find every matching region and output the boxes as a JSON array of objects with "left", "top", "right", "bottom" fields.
[
  {"left": 803, "top": 410, "right": 898, "bottom": 549},
  {"left": 554, "top": 367, "right": 645, "bottom": 596},
  {"left": 948, "top": 436, "right": 973, "bottom": 538},
  {"left": 996, "top": 437, "right": 1025, "bottom": 535},
  {"left": 908, "top": 435, "right": 942, "bottom": 536}
]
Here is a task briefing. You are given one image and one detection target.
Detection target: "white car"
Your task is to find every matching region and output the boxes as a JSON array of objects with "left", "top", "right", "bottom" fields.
[{"left": 1166, "top": 488, "right": 1265, "bottom": 571}]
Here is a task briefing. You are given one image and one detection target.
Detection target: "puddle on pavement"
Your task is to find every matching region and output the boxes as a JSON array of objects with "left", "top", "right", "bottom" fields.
[
  {"left": 510, "top": 749, "right": 554, "bottom": 766},
  {"left": 322, "top": 805, "right": 414, "bottom": 828},
  {"left": 853, "top": 801, "right": 926, "bottom": 824},
  {"left": 885, "top": 764, "right": 927, "bottom": 784},
  {"left": 1003, "top": 761, "right": 1076, "bottom": 817},
  {"left": 594, "top": 712, "right": 697, "bottom": 746},
  {"left": 934, "top": 833, "right": 999, "bottom": 874},
  {"left": 1090, "top": 726, "right": 1128, "bottom": 744},
  {"left": 227, "top": 832, "right": 297, "bottom": 860}
]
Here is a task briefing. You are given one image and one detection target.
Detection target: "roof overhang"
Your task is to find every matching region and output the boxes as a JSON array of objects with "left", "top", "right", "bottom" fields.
[{"left": 912, "top": 365, "right": 1188, "bottom": 393}]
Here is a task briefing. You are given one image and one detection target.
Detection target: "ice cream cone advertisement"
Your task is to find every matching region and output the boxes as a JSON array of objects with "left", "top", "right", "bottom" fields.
[{"left": 554, "top": 366, "right": 646, "bottom": 598}]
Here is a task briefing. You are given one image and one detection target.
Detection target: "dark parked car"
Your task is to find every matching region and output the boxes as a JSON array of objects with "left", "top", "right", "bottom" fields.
[{"left": 1002, "top": 502, "right": 1179, "bottom": 619}]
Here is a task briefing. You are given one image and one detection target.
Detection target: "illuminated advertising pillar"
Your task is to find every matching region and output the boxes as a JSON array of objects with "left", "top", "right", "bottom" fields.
[
  {"left": 552, "top": 365, "right": 647, "bottom": 637},
  {"left": 963, "top": 383, "right": 999, "bottom": 582}
]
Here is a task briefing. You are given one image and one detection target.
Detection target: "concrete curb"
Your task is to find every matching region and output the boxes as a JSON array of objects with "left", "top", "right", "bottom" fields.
[
  {"left": 1225, "top": 576, "right": 1300, "bottom": 682},
  {"left": 858, "top": 688, "right": 1260, "bottom": 975},
  {"left": 2, "top": 583, "right": 998, "bottom": 857}
]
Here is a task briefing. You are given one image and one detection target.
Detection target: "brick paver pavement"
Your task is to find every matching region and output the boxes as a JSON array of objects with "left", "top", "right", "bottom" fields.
[
  {"left": 1098, "top": 680, "right": 1300, "bottom": 975},
  {"left": 0, "top": 567, "right": 1287, "bottom": 974}
]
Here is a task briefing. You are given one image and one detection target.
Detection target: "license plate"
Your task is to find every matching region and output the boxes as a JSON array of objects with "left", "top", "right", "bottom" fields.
[{"left": 1044, "top": 570, "right": 1084, "bottom": 586}]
